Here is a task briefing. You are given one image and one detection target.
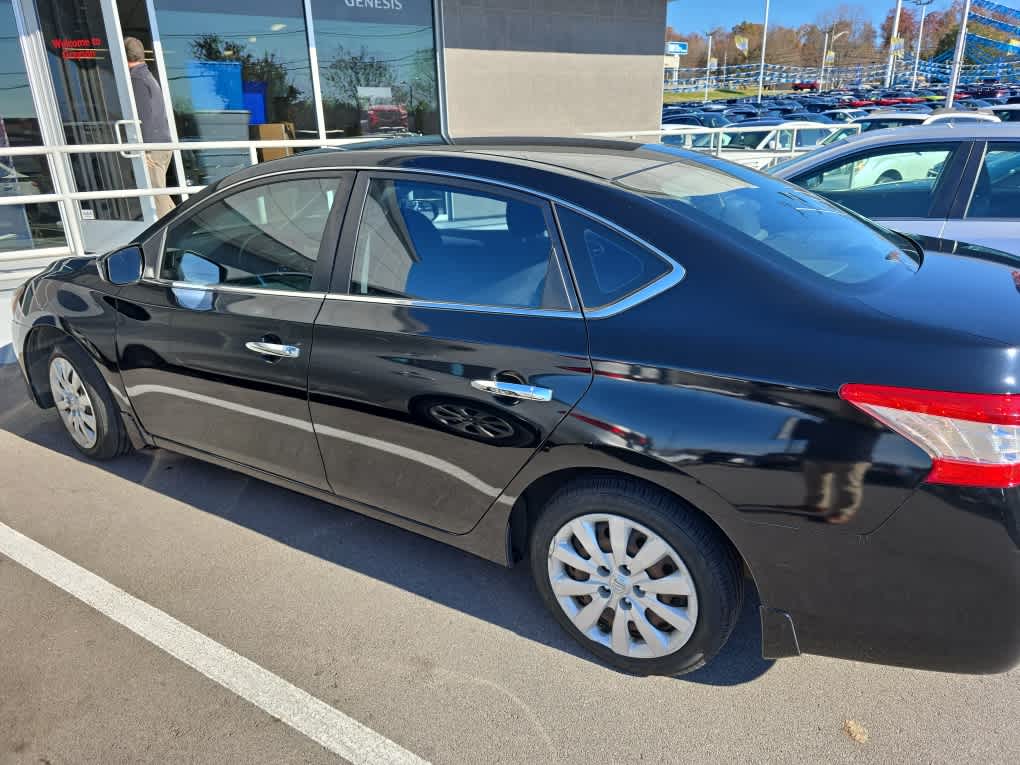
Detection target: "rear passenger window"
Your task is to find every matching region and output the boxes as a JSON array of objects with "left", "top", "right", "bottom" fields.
[
  {"left": 964, "top": 144, "right": 1020, "bottom": 219},
  {"left": 350, "top": 178, "right": 572, "bottom": 310},
  {"left": 555, "top": 207, "right": 670, "bottom": 309}
]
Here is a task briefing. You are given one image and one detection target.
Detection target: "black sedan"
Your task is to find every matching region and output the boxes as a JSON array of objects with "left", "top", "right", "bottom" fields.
[{"left": 10, "top": 139, "right": 1020, "bottom": 676}]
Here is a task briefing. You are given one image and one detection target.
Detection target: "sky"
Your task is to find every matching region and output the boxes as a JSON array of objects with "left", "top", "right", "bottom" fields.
[{"left": 665, "top": 0, "right": 957, "bottom": 34}]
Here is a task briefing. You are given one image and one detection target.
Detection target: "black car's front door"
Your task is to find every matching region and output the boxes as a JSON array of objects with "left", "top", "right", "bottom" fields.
[
  {"left": 308, "top": 172, "right": 593, "bottom": 533},
  {"left": 116, "top": 172, "right": 352, "bottom": 489}
]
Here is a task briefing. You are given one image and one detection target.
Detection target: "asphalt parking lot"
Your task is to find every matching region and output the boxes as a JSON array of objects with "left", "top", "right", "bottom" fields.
[{"left": 0, "top": 358, "right": 1017, "bottom": 765}]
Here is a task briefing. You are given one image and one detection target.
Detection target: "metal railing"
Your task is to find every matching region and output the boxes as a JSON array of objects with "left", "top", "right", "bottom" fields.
[{"left": 0, "top": 137, "right": 383, "bottom": 277}]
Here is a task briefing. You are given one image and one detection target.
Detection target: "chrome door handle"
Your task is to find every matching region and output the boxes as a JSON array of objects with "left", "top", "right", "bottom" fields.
[
  {"left": 471, "top": 379, "right": 553, "bottom": 402},
  {"left": 245, "top": 341, "right": 300, "bottom": 358}
]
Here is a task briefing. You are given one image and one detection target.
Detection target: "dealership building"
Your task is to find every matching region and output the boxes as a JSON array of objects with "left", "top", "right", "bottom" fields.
[{"left": 0, "top": 0, "right": 667, "bottom": 279}]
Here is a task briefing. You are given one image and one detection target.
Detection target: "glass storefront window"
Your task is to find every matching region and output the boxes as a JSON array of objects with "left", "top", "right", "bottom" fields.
[
  {"left": 0, "top": 0, "right": 64, "bottom": 251},
  {"left": 311, "top": 1, "right": 439, "bottom": 137},
  {"left": 154, "top": 0, "right": 316, "bottom": 184}
]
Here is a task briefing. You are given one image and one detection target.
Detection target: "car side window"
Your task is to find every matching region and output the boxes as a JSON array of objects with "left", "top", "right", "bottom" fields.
[
  {"left": 792, "top": 144, "right": 954, "bottom": 219},
  {"left": 349, "top": 177, "right": 572, "bottom": 310},
  {"left": 964, "top": 144, "right": 1020, "bottom": 220},
  {"left": 555, "top": 206, "right": 671, "bottom": 309},
  {"left": 161, "top": 177, "right": 342, "bottom": 292}
]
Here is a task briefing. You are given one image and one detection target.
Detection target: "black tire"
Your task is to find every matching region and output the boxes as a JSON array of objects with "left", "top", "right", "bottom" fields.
[
  {"left": 876, "top": 170, "right": 901, "bottom": 184},
  {"left": 47, "top": 342, "right": 131, "bottom": 460},
  {"left": 529, "top": 477, "right": 743, "bottom": 676}
]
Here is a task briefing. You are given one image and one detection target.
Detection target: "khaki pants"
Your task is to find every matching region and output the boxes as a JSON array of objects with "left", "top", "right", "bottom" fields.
[
  {"left": 144, "top": 150, "right": 175, "bottom": 218},
  {"left": 803, "top": 460, "right": 870, "bottom": 518}
]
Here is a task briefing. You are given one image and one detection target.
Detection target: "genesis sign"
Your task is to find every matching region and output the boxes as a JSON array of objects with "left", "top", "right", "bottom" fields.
[{"left": 329, "top": 0, "right": 433, "bottom": 26}]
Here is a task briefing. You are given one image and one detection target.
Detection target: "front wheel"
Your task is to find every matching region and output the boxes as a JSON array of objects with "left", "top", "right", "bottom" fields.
[
  {"left": 47, "top": 343, "right": 131, "bottom": 460},
  {"left": 530, "top": 478, "right": 743, "bottom": 676}
]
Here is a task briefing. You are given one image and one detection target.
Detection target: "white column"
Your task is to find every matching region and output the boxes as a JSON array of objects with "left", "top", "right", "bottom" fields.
[
  {"left": 303, "top": 0, "right": 328, "bottom": 141},
  {"left": 704, "top": 34, "right": 713, "bottom": 102},
  {"left": 756, "top": 0, "right": 771, "bottom": 103},
  {"left": 912, "top": 1, "right": 931, "bottom": 90},
  {"left": 946, "top": 0, "right": 973, "bottom": 107},
  {"left": 885, "top": 0, "right": 903, "bottom": 88},
  {"left": 820, "top": 32, "right": 830, "bottom": 91}
]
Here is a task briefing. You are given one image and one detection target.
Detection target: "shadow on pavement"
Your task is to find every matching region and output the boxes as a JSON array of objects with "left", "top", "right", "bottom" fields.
[{"left": 0, "top": 362, "right": 774, "bottom": 685}]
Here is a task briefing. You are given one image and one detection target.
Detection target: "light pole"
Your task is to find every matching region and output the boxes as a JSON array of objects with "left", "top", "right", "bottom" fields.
[
  {"left": 911, "top": 0, "right": 934, "bottom": 90},
  {"left": 820, "top": 29, "right": 848, "bottom": 91},
  {"left": 885, "top": 0, "right": 904, "bottom": 88},
  {"left": 946, "top": 0, "right": 973, "bottom": 107},
  {"left": 756, "top": 0, "right": 771, "bottom": 102},
  {"left": 704, "top": 33, "right": 713, "bottom": 102}
]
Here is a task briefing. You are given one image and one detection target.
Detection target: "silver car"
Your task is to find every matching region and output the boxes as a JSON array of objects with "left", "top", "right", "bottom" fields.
[{"left": 769, "top": 124, "right": 1020, "bottom": 255}]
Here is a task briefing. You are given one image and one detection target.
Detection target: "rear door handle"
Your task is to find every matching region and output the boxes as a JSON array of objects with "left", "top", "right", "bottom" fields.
[
  {"left": 471, "top": 379, "right": 553, "bottom": 402},
  {"left": 245, "top": 341, "right": 300, "bottom": 359}
]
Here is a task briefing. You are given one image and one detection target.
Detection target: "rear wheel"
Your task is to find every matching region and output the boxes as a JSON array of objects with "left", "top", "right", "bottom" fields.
[
  {"left": 530, "top": 478, "right": 743, "bottom": 676},
  {"left": 876, "top": 170, "right": 902, "bottom": 184},
  {"left": 47, "top": 343, "right": 131, "bottom": 460}
]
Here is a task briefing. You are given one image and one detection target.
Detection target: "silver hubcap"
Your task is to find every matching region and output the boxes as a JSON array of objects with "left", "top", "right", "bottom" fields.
[
  {"left": 547, "top": 513, "right": 699, "bottom": 659},
  {"left": 48, "top": 357, "right": 98, "bottom": 449},
  {"left": 429, "top": 403, "right": 515, "bottom": 440}
]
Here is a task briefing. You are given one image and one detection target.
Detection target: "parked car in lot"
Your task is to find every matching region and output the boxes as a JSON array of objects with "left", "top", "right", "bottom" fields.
[
  {"left": 852, "top": 110, "right": 1000, "bottom": 131},
  {"left": 11, "top": 139, "right": 1020, "bottom": 677},
  {"left": 822, "top": 108, "right": 869, "bottom": 122},
  {"left": 663, "top": 121, "right": 843, "bottom": 169},
  {"left": 662, "top": 111, "right": 731, "bottom": 128},
  {"left": 992, "top": 104, "right": 1020, "bottom": 122},
  {"left": 770, "top": 124, "right": 1020, "bottom": 254}
]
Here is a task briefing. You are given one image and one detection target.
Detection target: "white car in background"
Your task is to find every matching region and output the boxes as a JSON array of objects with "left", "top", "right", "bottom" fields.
[
  {"left": 663, "top": 121, "right": 849, "bottom": 169},
  {"left": 851, "top": 110, "right": 1000, "bottom": 132},
  {"left": 770, "top": 123, "right": 1020, "bottom": 255}
]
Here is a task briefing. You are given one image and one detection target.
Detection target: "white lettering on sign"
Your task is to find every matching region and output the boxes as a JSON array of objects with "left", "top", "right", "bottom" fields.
[{"left": 345, "top": 0, "right": 405, "bottom": 9}]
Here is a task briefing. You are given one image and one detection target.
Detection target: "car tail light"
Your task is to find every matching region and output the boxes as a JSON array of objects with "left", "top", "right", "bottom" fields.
[{"left": 840, "top": 384, "right": 1020, "bottom": 488}]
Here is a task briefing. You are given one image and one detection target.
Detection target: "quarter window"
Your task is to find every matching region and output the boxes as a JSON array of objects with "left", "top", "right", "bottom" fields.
[
  {"left": 161, "top": 177, "right": 341, "bottom": 292},
  {"left": 555, "top": 207, "right": 671, "bottom": 309},
  {"left": 964, "top": 144, "right": 1020, "bottom": 219},
  {"left": 791, "top": 145, "right": 954, "bottom": 220},
  {"left": 349, "top": 178, "right": 572, "bottom": 310}
]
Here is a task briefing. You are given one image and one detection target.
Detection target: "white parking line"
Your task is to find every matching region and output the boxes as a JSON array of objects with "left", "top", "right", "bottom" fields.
[{"left": 0, "top": 521, "right": 429, "bottom": 765}]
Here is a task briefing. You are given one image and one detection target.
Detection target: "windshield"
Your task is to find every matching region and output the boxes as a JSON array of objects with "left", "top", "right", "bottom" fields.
[
  {"left": 617, "top": 155, "right": 920, "bottom": 287},
  {"left": 720, "top": 130, "right": 770, "bottom": 149}
]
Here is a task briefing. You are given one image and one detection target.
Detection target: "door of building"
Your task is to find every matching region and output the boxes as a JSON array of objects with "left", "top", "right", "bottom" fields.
[{"left": 26, "top": 0, "right": 159, "bottom": 253}]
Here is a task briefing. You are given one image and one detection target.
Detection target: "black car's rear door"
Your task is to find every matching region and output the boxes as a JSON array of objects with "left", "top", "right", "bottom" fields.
[
  {"left": 116, "top": 171, "right": 353, "bottom": 489},
  {"left": 308, "top": 171, "right": 593, "bottom": 533}
]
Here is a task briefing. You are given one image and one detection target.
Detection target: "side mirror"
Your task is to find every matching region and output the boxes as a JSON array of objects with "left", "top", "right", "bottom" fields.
[{"left": 98, "top": 246, "right": 143, "bottom": 285}]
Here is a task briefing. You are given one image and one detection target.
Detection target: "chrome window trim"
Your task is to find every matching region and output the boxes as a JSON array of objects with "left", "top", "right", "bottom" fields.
[
  {"left": 142, "top": 278, "right": 327, "bottom": 300},
  {"left": 161, "top": 163, "right": 686, "bottom": 316},
  {"left": 323, "top": 292, "right": 583, "bottom": 319}
]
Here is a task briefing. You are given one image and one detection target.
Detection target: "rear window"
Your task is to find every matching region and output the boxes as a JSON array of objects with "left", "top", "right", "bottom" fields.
[{"left": 616, "top": 158, "right": 919, "bottom": 287}]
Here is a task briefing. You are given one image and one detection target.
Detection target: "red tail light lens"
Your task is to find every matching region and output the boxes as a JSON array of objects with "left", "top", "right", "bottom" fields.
[{"left": 840, "top": 384, "right": 1020, "bottom": 489}]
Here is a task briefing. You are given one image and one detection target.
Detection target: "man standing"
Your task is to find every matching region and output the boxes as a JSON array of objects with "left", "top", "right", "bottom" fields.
[{"left": 124, "top": 37, "right": 174, "bottom": 217}]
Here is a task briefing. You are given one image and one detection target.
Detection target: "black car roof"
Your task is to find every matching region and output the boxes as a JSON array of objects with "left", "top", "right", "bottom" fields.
[{"left": 217, "top": 137, "right": 695, "bottom": 189}]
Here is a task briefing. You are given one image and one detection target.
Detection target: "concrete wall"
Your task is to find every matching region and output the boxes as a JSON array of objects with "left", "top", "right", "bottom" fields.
[{"left": 441, "top": 0, "right": 666, "bottom": 136}]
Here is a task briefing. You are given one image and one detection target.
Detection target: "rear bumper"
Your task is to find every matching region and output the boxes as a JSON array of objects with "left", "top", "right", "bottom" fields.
[{"left": 755, "top": 484, "right": 1020, "bottom": 673}]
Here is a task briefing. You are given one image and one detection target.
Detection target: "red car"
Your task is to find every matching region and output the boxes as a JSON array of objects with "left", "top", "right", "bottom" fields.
[
  {"left": 791, "top": 81, "right": 819, "bottom": 91},
  {"left": 365, "top": 104, "right": 408, "bottom": 133}
]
